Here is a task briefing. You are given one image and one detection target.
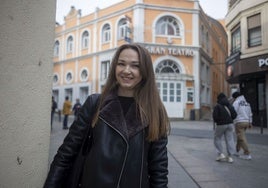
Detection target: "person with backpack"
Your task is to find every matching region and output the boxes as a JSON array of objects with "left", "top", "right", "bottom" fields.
[{"left": 213, "top": 93, "right": 237, "bottom": 163}]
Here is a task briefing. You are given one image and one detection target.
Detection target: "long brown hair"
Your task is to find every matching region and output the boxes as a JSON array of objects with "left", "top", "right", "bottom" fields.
[{"left": 93, "top": 43, "right": 170, "bottom": 141}]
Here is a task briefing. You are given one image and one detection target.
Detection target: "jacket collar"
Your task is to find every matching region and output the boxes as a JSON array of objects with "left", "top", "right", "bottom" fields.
[{"left": 99, "top": 92, "right": 146, "bottom": 140}]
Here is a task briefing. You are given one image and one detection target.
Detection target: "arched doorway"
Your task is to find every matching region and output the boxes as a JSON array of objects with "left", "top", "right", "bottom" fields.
[{"left": 155, "top": 59, "right": 184, "bottom": 118}]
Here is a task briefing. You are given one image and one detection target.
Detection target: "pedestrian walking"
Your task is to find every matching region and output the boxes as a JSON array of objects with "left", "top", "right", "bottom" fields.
[
  {"left": 232, "top": 91, "right": 253, "bottom": 160},
  {"left": 72, "top": 98, "right": 81, "bottom": 120},
  {"left": 51, "top": 96, "right": 57, "bottom": 129},
  {"left": 44, "top": 43, "right": 170, "bottom": 188},
  {"left": 62, "top": 96, "right": 72, "bottom": 129},
  {"left": 213, "top": 93, "right": 237, "bottom": 163}
]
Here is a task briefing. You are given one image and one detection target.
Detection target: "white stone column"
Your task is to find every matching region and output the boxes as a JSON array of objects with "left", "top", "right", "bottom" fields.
[{"left": 0, "top": 0, "right": 56, "bottom": 187}]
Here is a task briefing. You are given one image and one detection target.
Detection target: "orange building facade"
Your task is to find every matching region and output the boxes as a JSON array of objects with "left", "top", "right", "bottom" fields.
[{"left": 52, "top": 0, "right": 228, "bottom": 120}]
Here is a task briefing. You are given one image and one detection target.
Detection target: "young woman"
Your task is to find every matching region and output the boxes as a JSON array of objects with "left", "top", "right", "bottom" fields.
[{"left": 44, "top": 43, "right": 170, "bottom": 188}]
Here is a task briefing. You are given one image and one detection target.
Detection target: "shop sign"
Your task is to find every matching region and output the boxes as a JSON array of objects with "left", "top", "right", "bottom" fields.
[
  {"left": 258, "top": 58, "right": 268, "bottom": 67},
  {"left": 145, "top": 45, "right": 194, "bottom": 57},
  {"left": 226, "top": 52, "right": 240, "bottom": 65}
]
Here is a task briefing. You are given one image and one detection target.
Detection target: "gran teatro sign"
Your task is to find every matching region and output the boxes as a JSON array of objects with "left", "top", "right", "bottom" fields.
[{"left": 145, "top": 45, "right": 195, "bottom": 57}]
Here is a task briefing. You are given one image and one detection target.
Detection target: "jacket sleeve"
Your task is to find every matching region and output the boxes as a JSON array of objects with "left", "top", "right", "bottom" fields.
[
  {"left": 228, "top": 105, "right": 237, "bottom": 120},
  {"left": 212, "top": 105, "right": 219, "bottom": 122},
  {"left": 247, "top": 104, "right": 253, "bottom": 123},
  {"left": 232, "top": 101, "right": 238, "bottom": 112},
  {"left": 148, "top": 136, "right": 168, "bottom": 188},
  {"left": 43, "top": 94, "right": 99, "bottom": 188}
]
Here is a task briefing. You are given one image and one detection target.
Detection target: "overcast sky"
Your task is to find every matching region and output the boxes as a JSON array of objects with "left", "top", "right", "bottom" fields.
[{"left": 56, "top": 0, "right": 228, "bottom": 24}]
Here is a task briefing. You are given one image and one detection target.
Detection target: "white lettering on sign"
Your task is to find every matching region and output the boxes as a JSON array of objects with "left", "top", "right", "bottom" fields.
[
  {"left": 258, "top": 58, "right": 268, "bottom": 67},
  {"left": 167, "top": 48, "right": 194, "bottom": 56},
  {"left": 145, "top": 46, "right": 194, "bottom": 56},
  {"left": 146, "top": 46, "right": 165, "bottom": 54}
]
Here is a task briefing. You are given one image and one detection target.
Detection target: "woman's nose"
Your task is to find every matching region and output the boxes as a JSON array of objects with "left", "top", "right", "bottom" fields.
[{"left": 123, "top": 65, "right": 131, "bottom": 73}]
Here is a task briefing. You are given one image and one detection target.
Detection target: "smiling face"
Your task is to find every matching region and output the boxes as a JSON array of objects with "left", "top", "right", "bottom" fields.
[{"left": 115, "top": 48, "right": 142, "bottom": 97}]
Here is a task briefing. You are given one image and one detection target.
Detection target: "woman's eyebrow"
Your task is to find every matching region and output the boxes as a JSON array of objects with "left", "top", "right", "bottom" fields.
[{"left": 118, "top": 59, "right": 139, "bottom": 64}]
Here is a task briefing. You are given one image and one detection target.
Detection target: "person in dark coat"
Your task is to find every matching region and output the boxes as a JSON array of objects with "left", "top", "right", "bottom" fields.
[
  {"left": 213, "top": 93, "right": 237, "bottom": 163},
  {"left": 72, "top": 98, "right": 81, "bottom": 120},
  {"left": 51, "top": 96, "right": 57, "bottom": 129},
  {"left": 44, "top": 43, "right": 170, "bottom": 188}
]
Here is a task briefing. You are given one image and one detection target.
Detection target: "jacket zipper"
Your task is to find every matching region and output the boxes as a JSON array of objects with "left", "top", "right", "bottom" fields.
[{"left": 99, "top": 116, "right": 129, "bottom": 188}]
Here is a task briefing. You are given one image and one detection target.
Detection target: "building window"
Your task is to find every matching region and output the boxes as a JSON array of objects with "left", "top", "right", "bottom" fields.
[
  {"left": 201, "top": 25, "right": 205, "bottom": 46},
  {"left": 65, "top": 88, "right": 73, "bottom": 102},
  {"left": 65, "top": 71, "right": 73, "bottom": 84},
  {"left": 81, "top": 31, "right": 89, "bottom": 49},
  {"left": 231, "top": 24, "right": 241, "bottom": 53},
  {"left": 248, "top": 13, "right": 261, "bottom": 47},
  {"left": 155, "top": 60, "right": 180, "bottom": 73},
  {"left": 54, "top": 41, "right": 59, "bottom": 57},
  {"left": 201, "top": 62, "right": 210, "bottom": 84},
  {"left": 67, "top": 36, "right": 73, "bottom": 53},
  {"left": 79, "top": 87, "right": 89, "bottom": 104},
  {"left": 102, "top": 24, "right": 111, "bottom": 43},
  {"left": 201, "top": 86, "right": 205, "bottom": 103},
  {"left": 118, "top": 18, "right": 127, "bottom": 40},
  {"left": 186, "top": 87, "right": 194, "bottom": 103},
  {"left": 80, "top": 68, "right": 89, "bottom": 82},
  {"left": 158, "top": 82, "right": 181, "bottom": 102},
  {"left": 156, "top": 16, "right": 180, "bottom": 36},
  {"left": 101, "top": 60, "right": 110, "bottom": 80},
  {"left": 206, "top": 32, "right": 210, "bottom": 52},
  {"left": 53, "top": 73, "right": 59, "bottom": 84}
]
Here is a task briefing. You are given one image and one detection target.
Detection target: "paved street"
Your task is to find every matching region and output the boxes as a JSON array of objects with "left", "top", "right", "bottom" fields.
[{"left": 49, "top": 117, "right": 268, "bottom": 188}]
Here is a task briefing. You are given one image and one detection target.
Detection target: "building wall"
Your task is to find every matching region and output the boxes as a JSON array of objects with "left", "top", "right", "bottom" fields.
[
  {"left": 53, "top": 0, "right": 228, "bottom": 120},
  {"left": 226, "top": 0, "right": 268, "bottom": 59},
  {"left": 0, "top": 0, "right": 56, "bottom": 187},
  {"left": 225, "top": 0, "right": 268, "bottom": 127}
]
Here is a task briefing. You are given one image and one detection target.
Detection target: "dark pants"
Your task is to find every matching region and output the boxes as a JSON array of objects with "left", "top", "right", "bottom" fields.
[
  {"left": 63, "top": 115, "right": 69, "bottom": 129},
  {"left": 51, "top": 111, "right": 55, "bottom": 128}
]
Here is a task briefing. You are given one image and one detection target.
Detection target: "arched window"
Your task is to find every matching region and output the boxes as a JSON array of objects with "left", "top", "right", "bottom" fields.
[
  {"left": 155, "top": 60, "right": 180, "bottom": 73},
  {"left": 156, "top": 16, "right": 180, "bottom": 36},
  {"left": 81, "top": 31, "right": 89, "bottom": 49},
  {"left": 54, "top": 40, "right": 59, "bottom": 57},
  {"left": 102, "top": 24, "right": 111, "bottom": 43},
  {"left": 67, "top": 36, "right": 73, "bottom": 53},
  {"left": 118, "top": 18, "right": 127, "bottom": 39}
]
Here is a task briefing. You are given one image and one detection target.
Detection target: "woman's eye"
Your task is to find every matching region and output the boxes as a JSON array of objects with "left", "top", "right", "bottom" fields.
[{"left": 117, "top": 62, "right": 124, "bottom": 66}]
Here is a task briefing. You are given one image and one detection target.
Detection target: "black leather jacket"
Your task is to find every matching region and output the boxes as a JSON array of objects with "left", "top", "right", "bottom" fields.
[{"left": 44, "top": 93, "right": 168, "bottom": 188}]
